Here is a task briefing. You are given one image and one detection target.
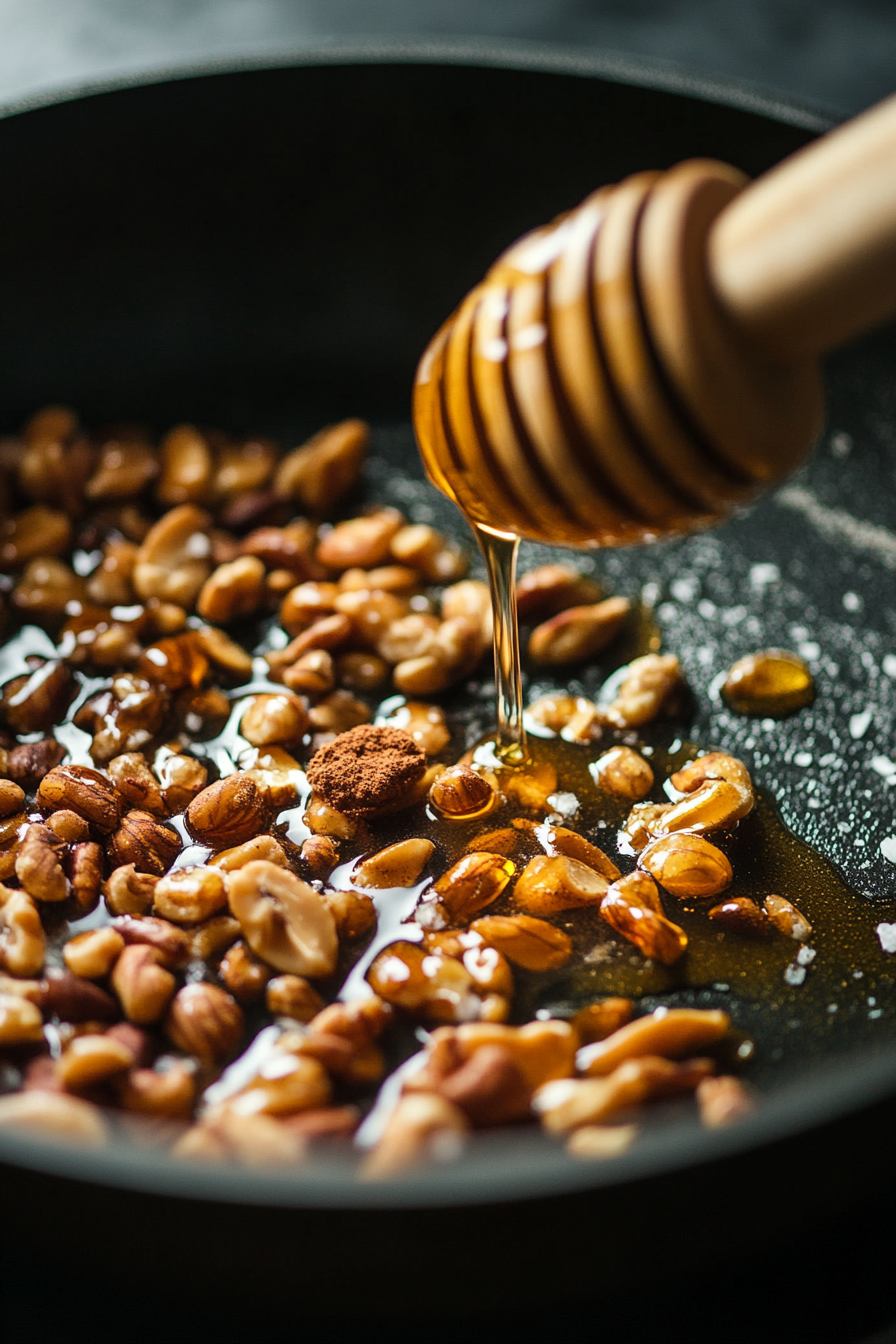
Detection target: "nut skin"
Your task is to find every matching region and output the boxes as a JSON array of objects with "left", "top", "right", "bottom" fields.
[
  {"left": 66, "top": 841, "right": 104, "bottom": 916},
  {"left": 708, "top": 896, "right": 772, "bottom": 937},
  {"left": 165, "top": 983, "right": 244, "bottom": 1065},
  {"left": 266, "top": 974, "right": 325, "bottom": 1023},
  {"left": 240, "top": 692, "right": 309, "bottom": 749},
  {"left": 591, "top": 746, "right": 654, "bottom": 801},
  {"left": 112, "top": 944, "right": 177, "bottom": 1025},
  {"left": 600, "top": 872, "right": 688, "bottom": 964},
  {"left": 153, "top": 865, "right": 227, "bottom": 925},
  {"left": 8, "top": 738, "right": 65, "bottom": 791},
  {"left": 38, "top": 968, "right": 118, "bottom": 1023},
  {"left": 106, "top": 753, "right": 166, "bottom": 817},
  {"left": 108, "top": 810, "right": 182, "bottom": 876},
  {"left": 220, "top": 940, "right": 272, "bottom": 1004},
  {"left": 156, "top": 752, "right": 209, "bottom": 814},
  {"left": 185, "top": 776, "right": 272, "bottom": 850},
  {"left": 2, "top": 660, "right": 77, "bottom": 735},
  {"left": 429, "top": 765, "right": 496, "bottom": 819},
  {"left": 38, "top": 764, "right": 123, "bottom": 834},
  {"left": 112, "top": 915, "right": 191, "bottom": 968},
  {"left": 416, "top": 1044, "right": 532, "bottom": 1127},
  {"left": 468, "top": 915, "right": 573, "bottom": 971}
]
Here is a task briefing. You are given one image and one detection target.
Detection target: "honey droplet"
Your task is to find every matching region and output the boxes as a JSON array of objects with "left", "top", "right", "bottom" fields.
[{"left": 722, "top": 649, "right": 814, "bottom": 717}]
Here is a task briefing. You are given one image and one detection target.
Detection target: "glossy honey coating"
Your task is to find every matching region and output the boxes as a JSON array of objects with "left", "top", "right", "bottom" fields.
[{"left": 414, "top": 160, "right": 823, "bottom": 548}]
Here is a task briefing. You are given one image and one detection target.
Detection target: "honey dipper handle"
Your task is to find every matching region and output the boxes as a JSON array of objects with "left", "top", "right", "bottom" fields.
[{"left": 709, "top": 92, "right": 896, "bottom": 360}]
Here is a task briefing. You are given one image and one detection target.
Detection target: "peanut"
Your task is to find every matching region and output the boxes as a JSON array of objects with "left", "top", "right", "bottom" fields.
[
  {"left": 529, "top": 596, "right": 629, "bottom": 665},
  {"left": 104, "top": 864, "right": 159, "bottom": 916},
  {"left": 281, "top": 649, "right": 335, "bottom": 697},
  {"left": 317, "top": 508, "right": 402, "bottom": 570},
  {"left": 56, "top": 1035, "right": 134, "bottom": 1092},
  {"left": 85, "top": 439, "right": 157, "bottom": 500},
  {"left": 468, "top": 914, "right": 572, "bottom": 971},
  {"left": 298, "top": 835, "right": 339, "bottom": 880},
  {"left": 133, "top": 504, "right": 213, "bottom": 608},
  {"left": 196, "top": 555, "right": 265, "bottom": 624},
  {"left": 535, "top": 1055, "right": 714, "bottom": 1132},
  {"left": 566, "top": 1123, "right": 638, "bottom": 1160},
  {"left": 63, "top": 927, "right": 125, "bottom": 980},
  {"left": 708, "top": 896, "right": 771, "bottom": 937},
  {"left": 226, "top": 860, "right": 338, "bottom": 977},
  {"left": 117, "top": 1063, "right": 196, "bottom": 1120},
  {"left": 213, "top": 438, "right": 277, "bottom": 499},
  {"left": 175, "top": 1109, "right": 304, "bottom": 1166},
  {"left": 423, "top": 852, "right": 516, "bottom": 925},
  {"left": 0, "top": 993, "right": 45, "bottom": 1046},
  {"left": 0, "top": 505, "right": 72, "bottom": 567},
  {"left": 600, "top": 871, "right": 688, "bottom": 964},
  {"left": 362, "top": 1092, "right": 468, "bottom": 1180},
  {"left": 447, "top": 1020, "right": 578, "bottom": 1090},
  {"left": 154, "top": 865, "right": 227, "bottom": 925},
  {"left": 274, "top": 419, "right": 368, "bottom": 513},
  {"left": 240, "top": 692, "right": 309, "bottom": 749},
  {"left": 591, "top": 746, "right": 654, "bottom": 801},
  {"left": 209, "top": 835, "right": 289, "bottom": 872},
  {"left": 639, "top": 833, "right": 733, "bottom": 899},
  {"left": 763, "top": 894, "right": 813, "bottom": 941},
  {"left": 722, "top": 649, "right": 814, "bottom": 717},
  {"left": 334, "top": 650, "right": 390, "bottom": 693},
  {"left": 380, "top": 700, "right": 450, "bottom": 755},
  {"left": 367, "top": 942, "right": 482, "bottom": 1023},
  {"left": 12, "top": 557, "right": 85, "bottom": 619},
  {"left": 220, "top": 940, "right": 272, "bottom": 1003},
  {"left": 157, "top": 424, "right": 213, "bottom": 504},
  {"left": 321, "top": 889, "right": 376, "bottom": 940},
  {"left": 514, "top": 854, "right": 608, "bottom": 916},
  {"left": 577, "top": 1007, "right": 730, "bottom": 1076},
  {"left": 572, "top": 998, "right": 634, "bottom": 1044},
  {"left": 189, "top": 914, "right": 242, "bottom": 961},
  {"left": 654, "top": 780, "right": 754, "bottom": 837},
  {"left": 229, "top": 1051, "right": 331, "bottom": 1117},
  {"left": 85, "top": 538, "right": 139, "bottom": 605},
  {"left": 516, "top": 564, "right": 601, "bottom": 621}
]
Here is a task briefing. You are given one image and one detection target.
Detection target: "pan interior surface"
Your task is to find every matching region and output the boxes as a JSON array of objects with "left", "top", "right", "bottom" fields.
[{"left": 0, "top": 55, "right": 894, "bottom": 1209}]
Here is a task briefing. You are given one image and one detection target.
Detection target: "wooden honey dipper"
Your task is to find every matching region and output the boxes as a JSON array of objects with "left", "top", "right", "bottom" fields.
[
  {"left": 413, "top": 93, "right": 896, "bottom": 762},
  {"left": 414, "top": 92, "right": 896, "bottom": 547}
]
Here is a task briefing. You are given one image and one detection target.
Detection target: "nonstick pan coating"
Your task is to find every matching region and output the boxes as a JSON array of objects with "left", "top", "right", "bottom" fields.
[{"left": 0, "top": 50, "right": 894, "bottom": 1252}]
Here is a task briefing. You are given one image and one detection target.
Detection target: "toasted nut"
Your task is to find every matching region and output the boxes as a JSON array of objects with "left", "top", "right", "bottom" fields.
[
  {"left": 15, "top": 823, "right": 68, "bottom": 902},
  {"left": 0, "top": 974, "right": 42, "bottom": 1004},
  {"left": 566, "top": 1123, "right": 638, "bottom": 1160},
  {"left": 353, "top": 837, "right": 435, "bottom": 889},
  {"left": 185, "top": 776, "right": 272, "bottom": 850},
  {"left": 389, "top": 522, "right": 442, "bottom": 571},
  {"left": 602, "top": 653, "right": 684, "bottom": 728},
  {"left": 241, "top": 520, "right": 319, "bottom": 574},
  {"left": 106, "top": 752, "right": 166, "bottom": 816},
  {"left": 155, "top": 752, "right": 208, "bottom": 814},
  {"left": 185, "top": 627, "right": 250, "bottom": 685},
  {"left": 0, "top": 993, "right": 45, "bottom": 1045},
  {"left": 655, "top": 780, "right": 754, "bottom": 837},
  {"left": 0, "top": 1090, "right": 106, "bottom": 1144},
  {"left": 112, "top": 944, "right": 177, "bottom": 1024},
  {"left": 117, "top": 1062, "right": 196, "bottom": 1119},
  {"left": 334, "top": 650, "right": 390, "bottom": 693},
  {"left": 319, "top": 888, "right": 375, "bottom": 941},
  {"left": 336, "top": 587, "right": 411, "bottom": 651},
  {"left": 518, "top": 820, "right": 621, "bottom": 880},
  {"left": 196, "top": 555, "right": 265, "bottom": 625},
  {"left": 561, "top": 702, "right": 606, "bottom": 745},
  {"left": 306, "top": 691, "right": 371, "bottom": 737},
  {"left": 429, "top": 765, "right": 496, "bottom": 820},
  {"left": 380, "top": 700, "right": 450, "bottom": 755},
  {"left": 514, "top": 854, "right": 607, "bottom": 917},
  {"left": 440, "top": 580, "right": 493, "bottom": 655},
  {"left": 220, "top": 939, "right": 272, "bottom": 1003},
  {"left": 572, "top": 999, "right": 634, "bottom": 1044},
  {"left": 501, "top": 760, "right": 558, "bottom": 811},
  {"left": 112, "top": 914, "right": 192, "bottom": 967},
  {"left": 213, "top": 438, "right": 277, "bottom": 500},
  {"left": 601, "top": 872, "right": 688, "bottom": 964},
  {"left": 446, "top": 1020, "right": 578, "bottom": 1090},
  {"left": 210, "top": 835, "right": 288, "bottom": 873},
  {"left": 591, "top": 746, "right": 654, "bottom": 801},
  {"left": 8, "top": 738, "right": 65, "bottom": 791},
  {"left": 240, "top": 693, "right": 309, "bottom": 749},
  {"left": 136, "top": 632, "right": 208, "bottom": 691},
  {"left": 317, "top": 508, "right": 402, "bottom": 570},
  {"left": 764, "top": 894, "right": 813, "bottom": 941},
  {"left": 621, "top": 802, "right": 674, "bottom": 853},
  {"left": 708, "top": 896, "right": 771, "bottom": 937},
  {"left": 153, "top": 865, "right": 227, "bottom": 925},
  {"left": 420, "top": 931, "right": 513, "bottom": 998},
  {"left": 12, "top": 557, "right": 85, "bottom": 619},
  {"left": 278, "top": 580, "right": 340, "bottom": 635},
  {"left": 63, "top": 837, "right": 103, "bottom": 913},
  {"left": 230, "top": 1051, "right": 331, "bottom": 1116},
  {"left": 174, "top": 1108, "right": 304, "bottom": 1166},
  {"left": 670, "top": 751, "right": 754, "bottom": 796},
  {"left": 109, "top": 810, "right": 182, "bottom": 876},
  {"left": 38, "top": 764, "right": 123, "bottom": 834},
  {"left": 227, "top": 860, "right": 338, "bottom": 977},
  {"left": 241, "top": 746, "right": 305, "bottom": 810},
  {"left": 419, "top": 852, "right": 515, "bottom": 927},
  {"left": 104, "top": 1022, "right": 154, "bottom": 1067},
  {"left": 525, "top": 693, "right": 585, "bottom": 734},
  {"left": 427, "top": 1044, "right": 532, "bottom": 1126},
  {"left": 189, "top": 914, "right": 242, "bottom": 961},
  {"left": 157, "top": 423, "right": 213, "bottom": 503},
  {"left": 2, "top": 660, "right": 76, "bottom": 734},
  {"left": 63, "top": 927, "right": 125, "bottom": 980},
  {"left": 295, "top": 836, "right": 336, "bottom": 882},
  {"left": 85, "top": 438, "right": 157, "bottom": 500},
  {"left": 339, "top": 564, "right": 420, "bottom": 595},
  {"left": 303, "top": 796, "right": 359, "bottom": 841},
  {"left": 104, "top": 864, "right": 159, "bottom": 916},
  {"left": 85, "top": 538, "right": 139, "bottom": 605},
  {"left": 639, "top": 833, "right": 733, "bottom": 900},
  {"left": 165, "top": 983, "right": 244, "bottom": 1064},
  {"left": 37, "top": 967, "right": 117, "bottom": 1023},
  {"left": 535, "top": 1055, "right": 714, "bottom": 1132},
  {"left": 274, "top": 419, "right": 368, "bottom": 513},
  {"left": 465, "top": 828, "right": 518, "bottom": 857},
  {"left": 266, "top": 975, "right": 325, "bottom": 1022},
  {"left": 133, "top": 504, "right": 213, "bottom": 608},
  {"left": 362, "top": 1092, "right": 469, "bottom": 1179},
  {"left": 0, "top": 505, "right": 72, "bottom": 567},
  {"left": 281, "top": 649, "right": 335, "bottom": 697},
  {"left": 280, "top": 1105, "right": 360, "bottom": 1142},
  {"left": 366, "top": 941, "right": 483, "bottom": 1022},
  {"left": 469, "top": 915, "right": 572, "bottom": 971},
  {"left": 516, "top": 564, "right": 601, "bottom": 621},
  {"left": 56, "top": 1034, "right": 134, "bottom": 1092},
  {"left": 697, "top": 1074, "right": 753, "bottom": 1127},
  {"left": 529, "top": 596, "right": 629, "bottom": 665},
  {"left": 577, "top": 1007, "right": 730, "bottom": 1076},
  {"left": 722, "top": 649, "right": 814, "bottom": 717}
]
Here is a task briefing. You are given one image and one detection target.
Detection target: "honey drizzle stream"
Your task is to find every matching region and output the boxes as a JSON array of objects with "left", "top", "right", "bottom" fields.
[{"left": 475, "top": 523, "right": 527, "bottom": 766}]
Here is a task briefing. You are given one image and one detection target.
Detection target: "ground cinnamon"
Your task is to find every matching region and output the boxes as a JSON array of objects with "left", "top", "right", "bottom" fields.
[{"left": 306, "top": 724, "right": 426, "bottom": 816}]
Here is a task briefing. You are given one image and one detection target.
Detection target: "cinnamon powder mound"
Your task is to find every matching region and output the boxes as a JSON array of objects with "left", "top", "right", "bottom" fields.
[{"left": 306, "top": 724, "right": 426, "bottom": 817}]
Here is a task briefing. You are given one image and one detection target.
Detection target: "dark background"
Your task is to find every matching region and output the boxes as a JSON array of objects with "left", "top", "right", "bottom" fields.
[{"left": 0, "top": 4, "right": 894, "bottom": 1343}]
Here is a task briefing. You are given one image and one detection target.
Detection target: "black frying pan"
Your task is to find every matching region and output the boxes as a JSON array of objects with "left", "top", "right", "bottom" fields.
[{"left": 0, "top": 46, "right": 894, "bottom": 1321}]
